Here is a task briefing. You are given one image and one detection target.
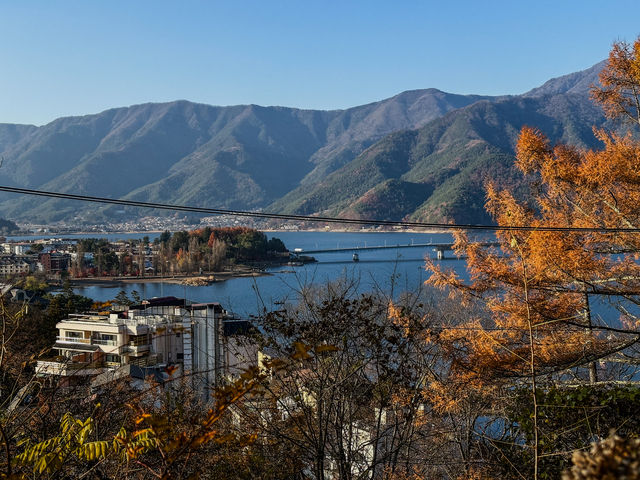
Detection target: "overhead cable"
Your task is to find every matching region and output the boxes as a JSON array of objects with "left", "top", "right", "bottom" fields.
[{"left": 1, "top": 185, "right": 639, "bottom": 233}]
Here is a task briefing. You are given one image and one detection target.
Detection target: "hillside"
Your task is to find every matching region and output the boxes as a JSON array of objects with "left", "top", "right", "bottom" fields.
[
  {"left": 522, "top": 60, "right": 605, "bottom": 98},
  {"left": 270, "top": 90, "right": 609, "bottom": 224},
  {"left": 0, "top": 124, "right": 38, "bottom": 153},
  {"left": 0, "top": 91, "right": 495, "bottom": 223},
  {"left": 0, "top": 61, "right": 608, "bottom": 225}
]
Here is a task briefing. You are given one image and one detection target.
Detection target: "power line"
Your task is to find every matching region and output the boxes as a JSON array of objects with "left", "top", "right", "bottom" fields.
[{"left": 1, "top": 185, "right": 640, "bottom": 233}]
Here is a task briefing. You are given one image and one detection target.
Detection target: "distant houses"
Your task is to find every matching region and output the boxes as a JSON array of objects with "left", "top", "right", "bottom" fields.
[
  {"left": 0, "top": 240, "right": 74, "bottom": 278},
  {"left": 0, "top": 238, "right": 161, "bottom": 279},
  {"left": 0, "top": 256, "right": 31, "bottom": 276},
  {"left": 0, "top": 252, "right": 71, "bottom": 277},
  {"left": 38, "top": 252, "right": 70, "bottom": 274}
]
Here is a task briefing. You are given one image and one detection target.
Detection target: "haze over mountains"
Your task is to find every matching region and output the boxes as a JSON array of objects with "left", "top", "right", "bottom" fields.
[{"left": 0, "top": 60, "right": 608, "bottom": 225}]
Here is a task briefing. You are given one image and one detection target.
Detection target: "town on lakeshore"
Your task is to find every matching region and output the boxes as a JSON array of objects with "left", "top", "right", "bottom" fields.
[{"left": 0, "top": 224, "right": 319, "bottom": 292}]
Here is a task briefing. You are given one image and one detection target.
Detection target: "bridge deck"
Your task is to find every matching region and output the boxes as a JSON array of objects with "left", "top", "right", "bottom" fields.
[{"left": 294, "top": 242, "right": 498, "bottom": 254}]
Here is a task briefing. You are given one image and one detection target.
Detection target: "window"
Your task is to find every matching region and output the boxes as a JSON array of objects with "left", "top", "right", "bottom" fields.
[
  {"left": 94, "top": 333, "right": 117, "bottom": 346},
  {"left": 96, "top": 333, "right": 116, "bottom": 342},
  {"left": 129, "top": 334, "right": 148, "bottom": 347},
  {"left": 64, "top": 331, "right": 85, "bottom": 343},
  {"left": 105, "top": 354, "right": 120, "bottom": 365}
]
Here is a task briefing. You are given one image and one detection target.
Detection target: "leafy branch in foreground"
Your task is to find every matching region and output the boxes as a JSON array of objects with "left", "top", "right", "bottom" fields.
[
  {"left": 121, "top": 369, "right": 261, "bottom": 479},
  {"left": 11, "top": 360, "right": 285, "bottom": 479},
  {"left": 14, "top": 413, "right": 110, "bottom": 475}
]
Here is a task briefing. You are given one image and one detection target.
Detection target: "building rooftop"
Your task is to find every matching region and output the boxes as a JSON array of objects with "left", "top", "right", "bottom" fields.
[
  {"left": 189, "top": 302, "right": 224, "bottom": 313},
  {"left": 131, "top": 296, "right": 186, "bottom": 309}
]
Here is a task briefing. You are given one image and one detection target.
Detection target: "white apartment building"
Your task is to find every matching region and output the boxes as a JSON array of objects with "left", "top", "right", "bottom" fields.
[
  {"left": 36, "top": 296, "right": 256, "bottom": 391},
  {"left": 1, "top": 243, "right": 31, "bottom": 255}
]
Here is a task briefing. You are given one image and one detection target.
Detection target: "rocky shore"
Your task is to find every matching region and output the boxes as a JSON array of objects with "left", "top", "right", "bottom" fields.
[{"left": 68, "top": 265, "right": 271, "bottom": 287}]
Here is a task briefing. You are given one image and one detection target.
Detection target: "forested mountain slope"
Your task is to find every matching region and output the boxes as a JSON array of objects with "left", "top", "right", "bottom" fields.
[
  {"left": 0, "top": 91, "right": 494, "bottom": 222},
  {"left": 0, "top": 62, "right": 606, "bottom": 224},
  {"left": 270, "top": 91, "right": 609, "bottom": 224}
]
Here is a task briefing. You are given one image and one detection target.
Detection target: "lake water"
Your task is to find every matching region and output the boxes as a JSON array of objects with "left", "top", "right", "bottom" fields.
[{"left": 68, "top": 231, "right": 478, "bottom": 317}]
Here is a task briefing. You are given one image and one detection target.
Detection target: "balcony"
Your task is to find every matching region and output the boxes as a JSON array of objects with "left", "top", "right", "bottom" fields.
[
  {"left": 128, "top": 354, "right": 159, "bottom": 367},
  {"left": 55, "top": 336, "right": 120, "bottom": 354},
  {"left": 121, "top": 335, "right": 151, "bottom": 355},
  {"left": 56, "top": 336, "right": 91, "bottom": 344}
]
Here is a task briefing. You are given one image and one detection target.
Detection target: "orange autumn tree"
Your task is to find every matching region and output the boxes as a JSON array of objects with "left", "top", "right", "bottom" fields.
[
  {"left": 428, "top": 128, "right": 640, "bottom": 388},
  {"left": 592, "top": 37, "right": 640, "bottom": 126},
  {"left": 425, "top": 38, "right": 640, "bottom": 479},
  {"left": 427, "top": 37, "right": 640, "bottom": 394}
]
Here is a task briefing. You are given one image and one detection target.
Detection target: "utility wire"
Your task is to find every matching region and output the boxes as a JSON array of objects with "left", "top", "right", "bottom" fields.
[{"left": 2, "top": 185, "right": 640, "bottom": 233}]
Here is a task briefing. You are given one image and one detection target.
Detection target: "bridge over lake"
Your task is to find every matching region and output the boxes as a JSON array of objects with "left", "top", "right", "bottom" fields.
[{"left": 292, "top": 242, "right": 499, "bottom": 260}]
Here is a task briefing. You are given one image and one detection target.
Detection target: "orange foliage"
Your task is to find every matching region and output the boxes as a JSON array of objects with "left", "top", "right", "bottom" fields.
[
  {"left": 426, "top": 39, "right": 640, "bottom": 401},
  {"left": 591, "top": 37, "right": 640, "bottom": 125},
  {"left": 207, "top": 226, "right": 255, "bottom": 247},
  {"left": 91, "top": 301, "right": 112, "bottom": 311},
  {"left": 122, "top": 368, "right": 262, "bottom": 478}
]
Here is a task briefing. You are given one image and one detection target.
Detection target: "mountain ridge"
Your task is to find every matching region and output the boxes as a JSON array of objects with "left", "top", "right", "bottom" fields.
[{"left": 0, "top": 61, "right": 607, "bottom": 225}]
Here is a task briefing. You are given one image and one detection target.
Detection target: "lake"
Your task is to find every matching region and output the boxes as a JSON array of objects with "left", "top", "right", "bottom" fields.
[{"left": 68, "top": 231, "right": 477, "bottom": 317}]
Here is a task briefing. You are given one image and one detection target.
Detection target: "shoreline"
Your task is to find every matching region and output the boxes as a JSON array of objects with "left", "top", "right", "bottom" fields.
[
  {"left": 68, "top": 266, "right": 271, "bottom": 287},
  {"left": 11, "top": 228, "right": 452, "bottom": 238}
]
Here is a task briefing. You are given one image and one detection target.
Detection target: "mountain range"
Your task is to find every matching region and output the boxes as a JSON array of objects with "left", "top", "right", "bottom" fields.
[{"left": 0, "top": 60, "right": 610, "bottom": 225}]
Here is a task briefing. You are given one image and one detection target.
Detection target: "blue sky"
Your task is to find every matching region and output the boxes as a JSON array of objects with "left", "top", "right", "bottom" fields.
[{"left": 1, "top": 1, "right": 639, "bottom": 125}]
